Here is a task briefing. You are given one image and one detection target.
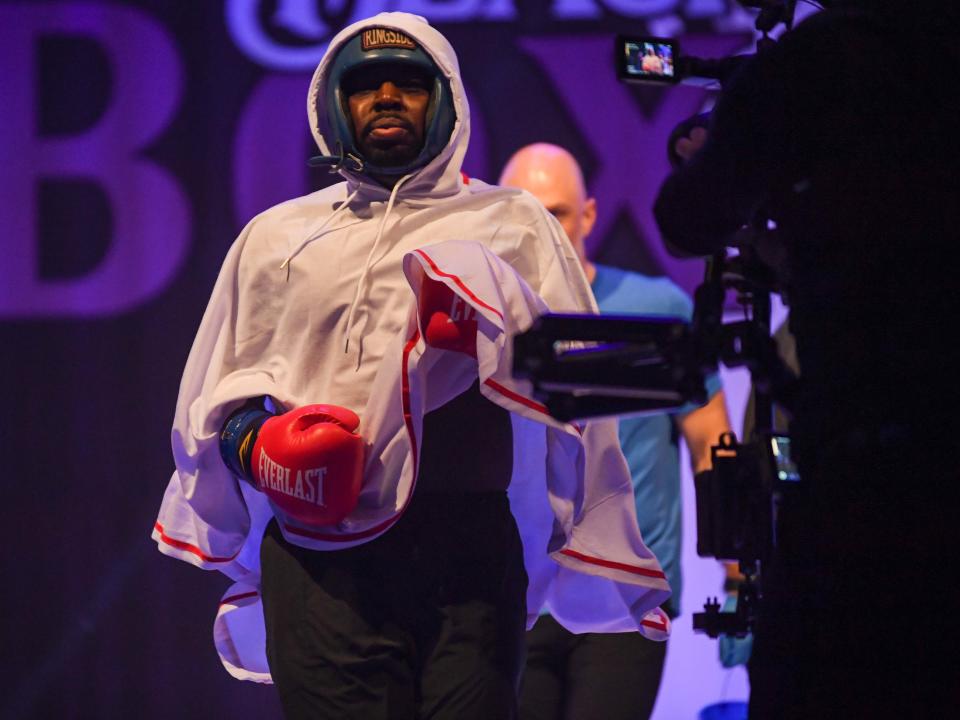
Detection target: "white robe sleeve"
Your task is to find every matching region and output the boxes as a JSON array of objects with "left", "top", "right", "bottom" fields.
[
  {"left": 404, "top": 241, "right": 672, "bottom": 640},
  {"left": 153, "top": 225, "right": 289, "bottom": 581}
]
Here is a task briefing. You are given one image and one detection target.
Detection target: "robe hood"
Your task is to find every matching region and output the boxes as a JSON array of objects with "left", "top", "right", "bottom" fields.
[{"left": 307, "top": 12, "right": 469, "bottom": 200}]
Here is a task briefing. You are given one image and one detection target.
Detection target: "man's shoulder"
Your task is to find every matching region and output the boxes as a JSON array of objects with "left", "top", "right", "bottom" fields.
[
  {"left": 593, "top": 265, "right": 693, "bottom": 316},
  {"left": 240, "top": 184, "right": 348, "bottom": 237},
  {"left": 252, "top": 184, "right": 348, "bottom": 221},
  {"left": 233, "top": 184, "right": 350, "bottom": 260},
  {"left": 463, "top": 179, "right": 554, "bottom": 224},
  {"left": 594, "top": 264, "right": 688, "bottom": 296}
]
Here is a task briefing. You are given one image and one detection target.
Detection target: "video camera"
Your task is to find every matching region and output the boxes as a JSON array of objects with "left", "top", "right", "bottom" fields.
[
  {"left": 514, "top": 246, "right": 799, "bottom": 639},
  {"left": 513, "top": 248, "right": 798, "bottom": 641},
  {"left": 516, "top": 1, "right": 808, "bottom": 635}
]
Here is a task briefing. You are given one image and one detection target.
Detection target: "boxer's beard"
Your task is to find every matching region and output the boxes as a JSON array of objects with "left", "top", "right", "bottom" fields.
[{"left": 357, "top": 113, "right": 424, "bottom": 168}]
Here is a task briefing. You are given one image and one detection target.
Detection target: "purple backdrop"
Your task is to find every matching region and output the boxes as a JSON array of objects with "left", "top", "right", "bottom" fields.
[{"left": 0, "top": 2, "right": 757, "bottom": 717}]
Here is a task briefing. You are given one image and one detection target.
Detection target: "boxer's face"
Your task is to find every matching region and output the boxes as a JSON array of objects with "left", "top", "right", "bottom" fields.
[{"left": 344, "top": 63, "right": 430, "bottom": 168}]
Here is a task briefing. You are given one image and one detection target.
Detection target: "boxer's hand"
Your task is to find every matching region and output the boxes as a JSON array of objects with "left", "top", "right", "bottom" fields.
[
  {"left": 419, "top": 276, "right": 478, "bottom": 357},
  {"left": 251, "top": 405, "right": 364, "bottom": 526}
]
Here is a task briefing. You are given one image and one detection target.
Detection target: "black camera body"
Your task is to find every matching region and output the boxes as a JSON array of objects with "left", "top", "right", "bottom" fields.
[{"left": 696, "top": 431, "right": 799, "bottom": 563}]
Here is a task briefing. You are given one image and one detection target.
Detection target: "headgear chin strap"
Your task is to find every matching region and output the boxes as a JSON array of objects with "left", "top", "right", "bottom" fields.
[{"left": 312, "top": 28, "right": 456, "bottom": 177}]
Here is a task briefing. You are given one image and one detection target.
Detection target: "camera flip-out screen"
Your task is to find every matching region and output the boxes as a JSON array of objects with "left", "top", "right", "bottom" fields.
[{"left": 616, "top": 36, "right": 679, "bottom": 84}]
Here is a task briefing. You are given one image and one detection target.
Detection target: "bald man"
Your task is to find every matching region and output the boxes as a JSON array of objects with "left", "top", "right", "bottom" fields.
[{"left": 499, "top": 143, "right": 731, "bottom": 720}]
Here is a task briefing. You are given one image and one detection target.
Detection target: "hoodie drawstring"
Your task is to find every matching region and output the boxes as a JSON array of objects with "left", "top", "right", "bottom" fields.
[
  {"left": 342, "top": 173, "right": 414, "bottom": 356},
  {"left": 280, "top": 186, "right": 363, "bottom": 276}
]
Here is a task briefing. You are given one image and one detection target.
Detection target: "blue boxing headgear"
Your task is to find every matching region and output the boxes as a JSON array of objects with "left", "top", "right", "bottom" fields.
[{"left": 319, "top": 27, "right": 456, "bottom": 177}]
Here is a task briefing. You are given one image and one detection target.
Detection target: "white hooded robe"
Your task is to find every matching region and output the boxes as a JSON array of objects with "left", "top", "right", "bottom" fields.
[{"left": 153, "top": 12, "right": 671, "bottom": 683}]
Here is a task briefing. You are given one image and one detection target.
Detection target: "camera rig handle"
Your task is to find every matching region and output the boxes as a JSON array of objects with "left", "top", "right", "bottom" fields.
[
  {"left": 511, "top": 313, "right": 695, "bottom": 422},
  {"left": 511, "top": 249, "right": 794, "bottom": 423}
]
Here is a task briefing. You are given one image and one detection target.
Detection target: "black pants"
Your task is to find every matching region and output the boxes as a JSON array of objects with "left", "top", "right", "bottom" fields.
[
  {"left": 518, "top": 613, "right": 667, "bottom": 720},
  {"left": 260, "top": 492, "right": 528, "bottom": 720}
]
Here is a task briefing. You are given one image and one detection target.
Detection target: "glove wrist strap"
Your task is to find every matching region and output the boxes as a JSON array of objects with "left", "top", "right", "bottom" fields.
[{"left": 219, "top": 406, "right": 272, "bottom": 484}]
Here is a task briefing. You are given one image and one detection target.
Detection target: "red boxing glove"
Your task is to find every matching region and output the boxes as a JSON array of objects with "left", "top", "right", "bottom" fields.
[
  {"left": 251, "top": 404, "right": 364, "bottom": 527},
  {"left": 419, "top": 277, "right": 478, "bottom": 357}
]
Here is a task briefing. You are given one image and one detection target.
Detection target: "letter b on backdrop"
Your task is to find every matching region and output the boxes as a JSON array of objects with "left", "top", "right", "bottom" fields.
[{"left": 0, "top": 3, "right": 188, "bottom": 318}]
